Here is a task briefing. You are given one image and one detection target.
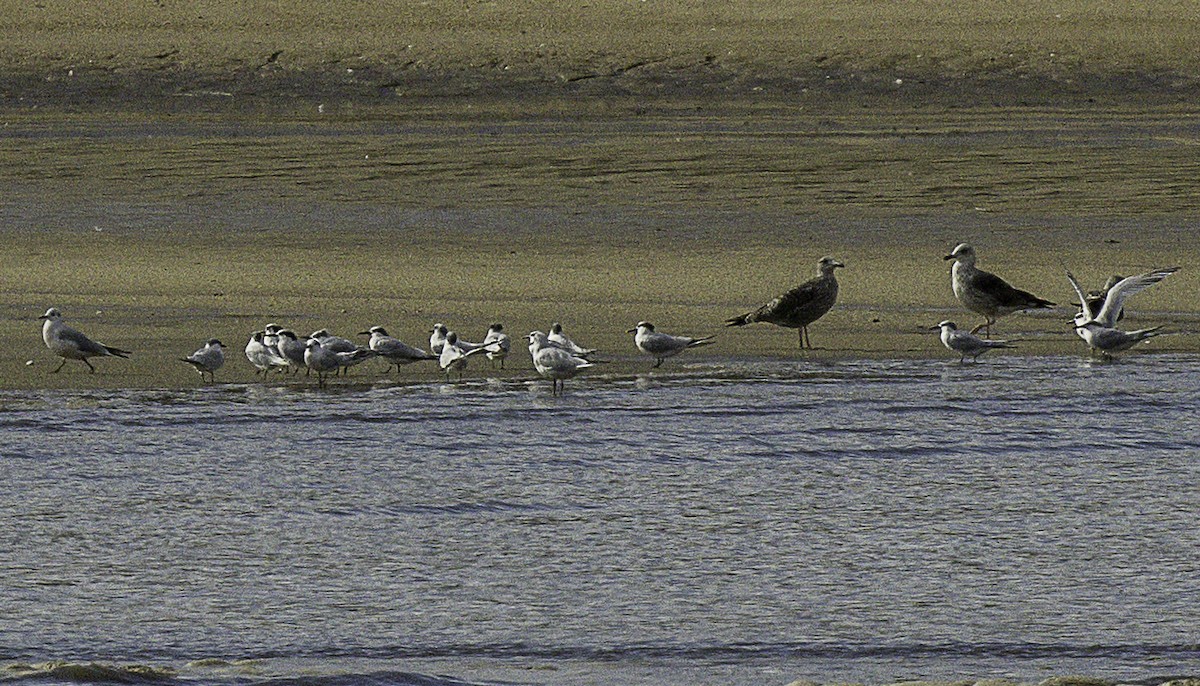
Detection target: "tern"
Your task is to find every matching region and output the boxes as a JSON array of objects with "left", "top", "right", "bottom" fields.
[
  {"left": 548, "top": 322, "right": 597, "bottom": 358},
  {"left": 360, "top": 326, "right": 437, "bottom": 371},
  {"left": 628, "top": 321, "right": 715, "bottom": 367},
  {"left": 931, "top": 321, "right": 1015, "bottom": 363},
  {"left": 483, "top": 323, "right": 512, "bottom": 369},
  {"left": 439, "top": 331, "right": 490, "bottom": 381},
  {"left": 180, "top": 338, "right": 225, "bottom": 382}
]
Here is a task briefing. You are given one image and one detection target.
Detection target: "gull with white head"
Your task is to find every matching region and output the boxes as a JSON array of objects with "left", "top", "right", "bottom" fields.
[
  {"left": 528, "top": 330, "right": 594, "bottom": 396},
  {"left": 39, "top": 307, "right": 131, "bottom": 373},
  {"left": 944, "top": 243, "right": 1055, "bottom": 337}
]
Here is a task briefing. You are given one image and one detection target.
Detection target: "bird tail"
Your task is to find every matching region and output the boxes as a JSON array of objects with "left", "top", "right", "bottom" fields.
[
  {"left": 687, "top": 335, "right": 717, "bottom": 348},
  {"left": 724, "top": 313, "right": 752, "bottom": 327},
  {"left": 1133, "top": 326, "right": 1165, "bottom": 339},
  {"left": 1028, "top": 296, "right": 1056, "bottom": 309},
  {"left": 988, "top": 341, "right": 1018, "bottom": 349},
  {"left": 106, "top": 346, "right": 132, "bottom": 358}
]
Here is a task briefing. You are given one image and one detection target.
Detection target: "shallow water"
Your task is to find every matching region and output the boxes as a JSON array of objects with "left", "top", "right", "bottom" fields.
[{"left": 2, "top": 355, "right": 1199, "bottom": 686}]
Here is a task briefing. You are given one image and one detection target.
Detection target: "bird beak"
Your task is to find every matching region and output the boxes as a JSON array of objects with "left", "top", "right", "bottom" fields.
[
  {"left": 942, "top": 254, "right": 955, "bottom": 261},
  {"left": 927, "top": 325, "right": 942, "bottom": 331},
  {"left": 626, "top": 328, "right": 637, "bottom": 333},
  {"left": 358, "top": 331, "right": 371, "bottom": 336}
]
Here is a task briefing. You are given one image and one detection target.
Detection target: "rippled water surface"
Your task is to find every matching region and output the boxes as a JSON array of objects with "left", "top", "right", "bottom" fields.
[{"left": 2, "top": 356, "right": 1199, "bottom": 686}]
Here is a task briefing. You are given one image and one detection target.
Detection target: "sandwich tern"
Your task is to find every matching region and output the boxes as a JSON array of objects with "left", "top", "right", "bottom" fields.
[
  {"left": 628, "top": 321, "right": 715, "bottom": 367},
  {"left": 483, "top": 323, "right": 512, "bottom": 368},
  {"left": 360, "top": 326, "right": 437, "bottom": 371},
  {"left": 931, "top": 320, "right": 1015, "bottom": 363},
  {"left": 548, "top": 322, "right": 597, "bottom": 358},
  {"left": 180, "top": 338, "right": 225, "bottom": 382}
]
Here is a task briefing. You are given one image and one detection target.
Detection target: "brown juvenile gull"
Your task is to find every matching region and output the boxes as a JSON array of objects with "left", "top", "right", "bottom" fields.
[
  {"left": 943, "top": 243, "right": 1055, "bottom": 337},
  {"left": 39, "top": 307, "right": 132, "bottom": 373},
  {"left": 724, "top": 256, "right": 844, "bottom": 349}
]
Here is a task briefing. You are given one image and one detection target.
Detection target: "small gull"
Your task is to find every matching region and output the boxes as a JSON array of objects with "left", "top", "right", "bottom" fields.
[
  {"left": 180, "top": 338, "right": 225, "bottom": 383},
  {"left": 628, "top": 321, "right": 715, "bottom": 368},
  {"left": 39, "top": 307, "right": 131, "bottom": 373},
  {"left": 360, "top": 326, "right": 437, "bottom": 371},
  {"left": 548, "top": 322, "right": 597, "bottom": 358},
  {"left": 931, "top": 320, "right": 1015, "bottom": 363},
  {"left": 483, "top": 323, "right": 512, "bottom": 369},
  {"left": 725, "top": 256, "right": 844, "bottom": 349},
  {"left": 528, "top": 330, "right": 594, "bottom": 396},
  {"left": 944, "top": 243, "right": 1055, "bottom": 337}
]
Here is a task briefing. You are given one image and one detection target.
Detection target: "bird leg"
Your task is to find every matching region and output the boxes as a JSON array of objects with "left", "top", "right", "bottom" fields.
[
  {"left": 51, "top": 358, "right": 67, "bottom": 373},
  {"left": 653, "top": 358, "right": 664, "bottom": 368},
  {"left": 84, "top": 359, "right": 96, "bottom": 373}
]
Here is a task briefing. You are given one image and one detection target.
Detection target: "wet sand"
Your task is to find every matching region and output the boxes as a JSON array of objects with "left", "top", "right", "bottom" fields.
[
  {"left": 2, "top": 4, "right": 1199, "bottom": 390},
  {"left": 2, "top": 105, "right": 1198, "bottom": 391}
]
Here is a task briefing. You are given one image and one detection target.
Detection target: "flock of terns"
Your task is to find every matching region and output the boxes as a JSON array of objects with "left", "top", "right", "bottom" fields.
[{"left": 36, "top": 243, "right": 1182, "bottom": 394}]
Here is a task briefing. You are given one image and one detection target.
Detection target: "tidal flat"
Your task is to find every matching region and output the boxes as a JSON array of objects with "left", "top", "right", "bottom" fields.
[{"left": 1, "top": 104, "right": 1198, "bottom": 390}]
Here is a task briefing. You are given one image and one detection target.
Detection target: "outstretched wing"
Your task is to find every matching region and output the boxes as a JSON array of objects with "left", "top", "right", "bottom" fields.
[
  {"left": 1064, "top": 269, "right": 1093, "bottom": 319},
  {"left": 1095, "top": 267, "right": 1179, "bottom": 327}
]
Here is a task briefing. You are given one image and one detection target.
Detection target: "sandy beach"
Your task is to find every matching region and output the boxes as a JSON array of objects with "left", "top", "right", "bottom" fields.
[{"left": 2, "top": 2, "right": 1199, "bottom": 390}]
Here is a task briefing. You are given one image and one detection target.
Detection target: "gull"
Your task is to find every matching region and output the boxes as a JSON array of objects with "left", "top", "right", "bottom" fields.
[
  {"left": 429, "top": 323, "right": 449, "bottom": 355},
  {"left": 628, "top": 321, "right": 715, "bottom": 367},
  {"left": 548, "top": 322, "right": 597, "bottom": 358},
  {"left": 274, "top": 329, "right": 308, "bottom": 373},
  {"left": 438, "top": 331, "right": 490, "bottom": 381},
  {"left": 483, "top": 323, "right": 512, "bottom": 369},
  {"left": 39, "top": 307, "right": 131, "bottom": 373},
  {"left": 303, "top": 338, "right": 340, "bottom": 387},
  {"left": 245, "top": 330, "right": 288, "bottom": 375},
  {"left": 725, "top": 256, "right": 844, "bottom": 349},
  {"left": 930, "top": 320, "right": 1016, "bottom": 363},
  {"left": 528, "top": 330, "right": 594, "bottom": 395},
  {"left": 944, "top": 243, "right": 1055, "bottom": 337},
  {"left": 180, "top": 338, "right": 225, "bottom": 382},
  {"left": 360, "top": 326, "right": 436, "bottom": 371}
]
